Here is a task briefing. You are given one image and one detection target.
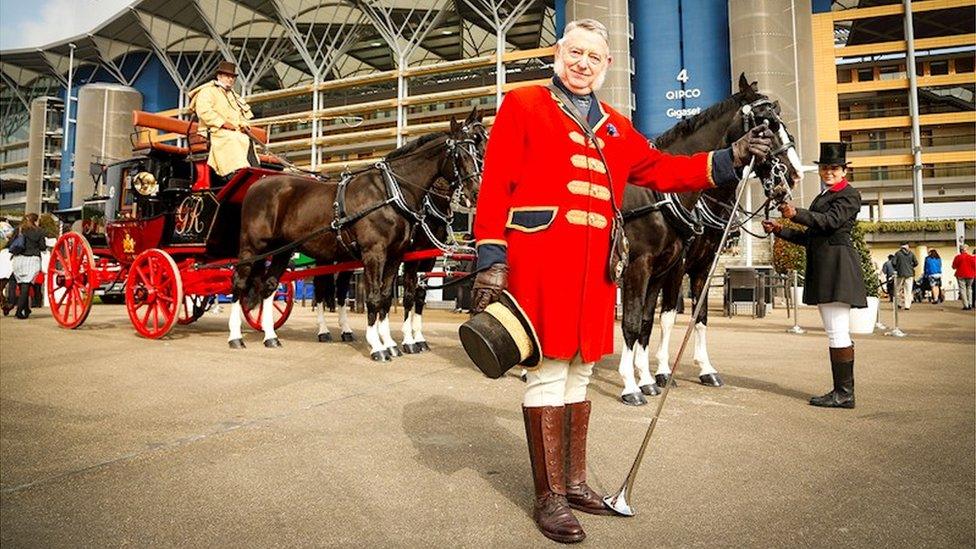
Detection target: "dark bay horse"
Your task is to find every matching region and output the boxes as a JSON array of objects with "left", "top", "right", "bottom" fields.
[
  {"left": 616, "top": 74, "right": 802, "bottom": 405},
  {"left": 229, "top": 114, "right": 483, "bottom": 361}
]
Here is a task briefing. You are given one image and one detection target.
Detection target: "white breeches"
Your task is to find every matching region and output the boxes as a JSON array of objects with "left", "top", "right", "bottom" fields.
[
  {"left": 524, "top": 355, "right": 595, "bottom": 407},
  {"left": 818, "top": 302, "right": 852, "bottom": 348}
]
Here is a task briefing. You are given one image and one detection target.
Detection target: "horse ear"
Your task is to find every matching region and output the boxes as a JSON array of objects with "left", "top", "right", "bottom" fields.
[
  {"left": 450, "top": 116, "right": 460, "bottom": 133},
  {"left": 751, "top": 80, "right": 759, "bottom": 92},
  {"left": 773, "top": 99, "right": 781, "bottom": 113},
  {"left": 738, "top": 73, "right": 750, "bottom": 92},
  {"left": 466, "top": 105, "right": 478, "bottom": 123}
]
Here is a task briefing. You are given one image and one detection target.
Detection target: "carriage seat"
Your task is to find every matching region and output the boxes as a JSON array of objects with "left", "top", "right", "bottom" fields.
[{"left": 131, "top": 111, "right": 283, "bottom": 167}]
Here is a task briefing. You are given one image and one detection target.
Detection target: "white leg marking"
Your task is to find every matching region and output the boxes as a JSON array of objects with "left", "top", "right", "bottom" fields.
[
  {"left": 365, "top": 321, "right": 385, "bottom": 353},
  {"left": 694, "top": 322, "right": 717, "bottom": 375},
  {"left": 379, "top": 316, "right": 397, "bottom": 348},
  {"left": 635, "top": 343, "right": 654, "bottom": 387},
  {"left": 617, "top": 344, "right": 639, "bottom": 395},
  {"left": 412, "top": 312, "right": 426, "bottom": 344},
  {"left": 228, "top": 301, "right": 243, "bottom": 341},
  {"left": 655, "top": 309, "right": 676, "bottom": 375},
  {"left": 401, "top": 311, "right": 416, "bottom": 346},
  {"left": 261, "top": 293, "right": 277, "bottom": 341},
  {"left": 338, "top": 305, "right": 352, "bottom": 334},
  {"left": 316, "top": 306, "right": 329, "bottom": 336}
]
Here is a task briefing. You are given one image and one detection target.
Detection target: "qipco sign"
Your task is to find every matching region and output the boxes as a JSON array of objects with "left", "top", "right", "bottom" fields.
[{"left": 665, "top": 69, "right": 702, "bottom": 119}]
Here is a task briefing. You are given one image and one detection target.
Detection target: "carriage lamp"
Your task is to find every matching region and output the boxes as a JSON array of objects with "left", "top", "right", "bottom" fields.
[{"left": 133, "top": 171, "right": 158, "bottom": 196}]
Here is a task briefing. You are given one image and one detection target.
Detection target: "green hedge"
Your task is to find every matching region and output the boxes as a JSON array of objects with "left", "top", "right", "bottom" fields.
[{"left": 858, "top": 219, "right": 976, "bottom": 233}]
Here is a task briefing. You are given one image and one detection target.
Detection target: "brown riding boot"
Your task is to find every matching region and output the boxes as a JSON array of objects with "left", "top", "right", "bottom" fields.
[
  {"left": 523, "top": 405, "right": 585, "bottom": 544},
  {"left": 565, "top": 401, "right": 613, "bottom": 515}
]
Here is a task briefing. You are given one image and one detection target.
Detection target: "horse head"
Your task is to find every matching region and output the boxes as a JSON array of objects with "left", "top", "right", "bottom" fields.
[
  {"left": 731, "top": 74, "right": 803, "bottom": 204},
  {"left": 445, "top": 106, "right": 487, "bottom": 210}
]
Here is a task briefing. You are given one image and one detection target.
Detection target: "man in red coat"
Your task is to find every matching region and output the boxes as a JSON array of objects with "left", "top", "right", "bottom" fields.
[{"left": 470, "top": 18, "right": 773, "bottom": 544}]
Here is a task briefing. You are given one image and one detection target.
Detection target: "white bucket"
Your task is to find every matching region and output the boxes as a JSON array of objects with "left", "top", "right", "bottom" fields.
[{"left": 850, "top": 296, "right": 880, "bottom": 335}]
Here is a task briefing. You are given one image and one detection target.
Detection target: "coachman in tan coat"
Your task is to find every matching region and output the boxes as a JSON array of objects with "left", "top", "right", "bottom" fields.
[{"left": 189, "top": 61, "right": 256, "bottom": 177}]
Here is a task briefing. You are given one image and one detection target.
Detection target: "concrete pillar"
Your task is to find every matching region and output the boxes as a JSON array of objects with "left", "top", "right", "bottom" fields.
[
  {"left": 877, "top": 193, "right": 885, "bottom": 221},
  {"left": 729, "top": 0, "right": 819, "bottom": 208},
  {"left": 565, "top": 0, "right": 632, "bottom": 113},
  {"left": 25, "top": 98, "right": 50, "bottom": 214}
]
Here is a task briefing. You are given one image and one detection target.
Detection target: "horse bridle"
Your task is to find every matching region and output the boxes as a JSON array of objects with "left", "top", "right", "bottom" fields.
[{"left": 740, "top": 98, "right": 796, "bottom": 203}]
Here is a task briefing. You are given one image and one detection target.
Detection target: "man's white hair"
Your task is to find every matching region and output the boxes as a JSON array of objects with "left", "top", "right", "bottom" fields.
[{"left": 554, "top": 18, "right": 611, "bottom": 91}]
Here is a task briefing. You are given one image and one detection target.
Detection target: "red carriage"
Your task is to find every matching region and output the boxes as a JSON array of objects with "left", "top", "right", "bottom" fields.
[{"left": 47, "top": 112, "right": 300, "bottom": 338}]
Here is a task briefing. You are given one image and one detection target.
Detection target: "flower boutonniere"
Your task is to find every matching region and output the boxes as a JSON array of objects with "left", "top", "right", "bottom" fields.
[{"left": 607, "top": 123, "right": 619, "bottom": 137}]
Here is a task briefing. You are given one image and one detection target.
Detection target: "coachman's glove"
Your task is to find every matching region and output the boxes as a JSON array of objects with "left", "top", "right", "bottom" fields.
[
  {"left": 761, "top": 219, "right": 782, "bottom": 235},
  {"left": 732, "top": 125, "right": 774, "bottom": 167},
  {"left": 778, "top": 201, "right": 797, "bottom": 219},
  {"left": 471, "top": 263, "right": 508, "bottom": 314}
]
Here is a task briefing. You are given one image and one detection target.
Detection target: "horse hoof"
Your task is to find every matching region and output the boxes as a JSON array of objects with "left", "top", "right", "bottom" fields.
[
  {"left": 402, "top": 343, "right": 419, "bottom": 354},
  {"left": 655, "top": 373, "right": 677, "bottom": 388},
  {"left": 699, "top": 373, "right": 724, "bottom": 387},
  {"left": 417, "top": 341, "right": 430, "bottom": 352},
  {"left": 264, "top": 338, "right": 282, "bottom": 348},
  {"left": 388, "top": 346, "right": 403, "bottom": 358},
  {"left": 318, "top": 332, "right": 333, "bottom": 343},
  {"left": 639, "top": 383, "right": 661, "bottom": 396},
  {"left": 228, "top": 338, "right": 246, "bottom": 349},
  {"left": 341, "top": 332, "right": 355, "bottom": 342},
  {"left": 371, "top": 350, "right": 391, "bottom": 362},
  {"left": 620, "top": 393, "right": 647, "bottom": 406}
]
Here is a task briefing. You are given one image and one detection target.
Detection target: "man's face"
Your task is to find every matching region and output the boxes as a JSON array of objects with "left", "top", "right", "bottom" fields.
[
  {"left": 555, "top": 28, "right": 611, "bottom": 95},
  {"left": 217, "top": 72, "right": 236, "bottom": 88}
]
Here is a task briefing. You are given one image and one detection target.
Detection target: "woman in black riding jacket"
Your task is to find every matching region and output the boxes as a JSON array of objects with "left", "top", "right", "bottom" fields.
[{"left": 762, "top": 142, "right": 866, "bottom": 409}]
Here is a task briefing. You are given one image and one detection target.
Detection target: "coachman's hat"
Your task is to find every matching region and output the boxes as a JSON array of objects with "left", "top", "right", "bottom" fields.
[
  {"left": 458, "top": 291, "right": 541, "bottom": 379},
  {"left": 216, "top": 61, "right": 238, "bottom": 76},
  {"left": 814, "top": 142, "right": 848, "bottom": 166}
]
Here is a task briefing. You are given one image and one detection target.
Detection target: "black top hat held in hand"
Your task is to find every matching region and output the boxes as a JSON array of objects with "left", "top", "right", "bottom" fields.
[{"left": 458, "top": 291, "right": 541, "bottom": 379}]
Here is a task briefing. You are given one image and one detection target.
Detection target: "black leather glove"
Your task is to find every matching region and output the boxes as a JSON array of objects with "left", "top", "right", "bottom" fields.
[
  {"left": 761, "top": 219, "right": 782, "bottom": 234},
  {"left": 732, "top": 125, "right": 774, "bottom": 167},
  {"left": 470, "top": 263, "right": 508, "bottom": 314}
]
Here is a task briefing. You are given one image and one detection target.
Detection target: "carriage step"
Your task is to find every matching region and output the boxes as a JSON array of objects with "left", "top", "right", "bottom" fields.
[
  {"left": 639, "top": 383, "right": 661, "bottom": 396},
  {"left": 228, "top": 338, "right": 246, "bottom": 349},
  {"left": 620, "top": 392, "right": 647, "bottom": 406},
  {"left": 318, "top": 332, "right": 333, "bottom": 343},
  {"left": 699, "top": 373, "right": 724, "bottom": 387},
  {"left": 341, "top": 332, "right": 355, "bottom": 342},
  {"left": 264, "top": 337, "right": 282, "bottom": 348}
]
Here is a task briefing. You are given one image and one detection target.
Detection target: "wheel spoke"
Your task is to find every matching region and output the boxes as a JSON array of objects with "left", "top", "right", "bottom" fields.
[
  {"left": 139, "top": 301, "right": 152, "bottom": 327},
  {"left": 56, "top": 287, "right": 70, "bottom": 308}
]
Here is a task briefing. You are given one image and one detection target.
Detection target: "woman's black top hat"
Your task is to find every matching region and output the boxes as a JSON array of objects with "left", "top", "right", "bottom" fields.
[
  {"left": 458, "top": 291, "right": 541, "bottom": 379},
  {"left": 216, "top": 61, "right": 238, "bottom": 76},
  {"left": 814, "top": 142, "right": 848, "bottom": 166}
]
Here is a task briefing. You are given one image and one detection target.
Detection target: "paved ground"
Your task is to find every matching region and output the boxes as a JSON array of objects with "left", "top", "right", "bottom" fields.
[{"left": 1, "top": 299, "right": 973, "bottom": 548}]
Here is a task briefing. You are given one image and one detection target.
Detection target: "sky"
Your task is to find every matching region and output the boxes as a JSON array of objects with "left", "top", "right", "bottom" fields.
[{"left": 0, "top": 0, "right": 132, "bottom": 50}]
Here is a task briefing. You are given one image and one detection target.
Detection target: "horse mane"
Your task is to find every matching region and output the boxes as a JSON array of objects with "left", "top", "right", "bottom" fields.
[
  {"left": 654, "top": 91, "right": 752, "bottom": 149},
  {"left": 385, "top": 132, "right": 445, "bottom": 160}
]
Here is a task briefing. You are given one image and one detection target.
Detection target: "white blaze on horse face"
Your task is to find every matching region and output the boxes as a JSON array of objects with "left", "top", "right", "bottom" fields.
[
  {"left": 261, "top": 294, "right": 277, "bottom": 341},
  {"left": 338, "top": 305, "right": 352, "bottom": 334},
  {"left": 635, "top": 344, "right": 654, "bottom": 387},
  {"left": 228, "top": 301, "right": 243, "bottom": 341},
  {"left": 365, "top": 322, "right": 385, "bottom": 353},
  {"left": 694, "top": 322, "right": 717, "bottom": 375},
  {"left": 655, "top": 309, "right": 677, "bottom": 375},
  {"left": 778, "top": 125, "right": 803, "bottom": 177},
  {"left": 617, "top": 344, "right": 640, "bottom": 395},
  {"left": 401, "top": 311, "right": 416, "bottom": 346}
]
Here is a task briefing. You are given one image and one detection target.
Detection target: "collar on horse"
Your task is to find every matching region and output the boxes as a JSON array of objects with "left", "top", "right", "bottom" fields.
[{"left": 330, "top": 131, "right": 483, "bottom": 257}]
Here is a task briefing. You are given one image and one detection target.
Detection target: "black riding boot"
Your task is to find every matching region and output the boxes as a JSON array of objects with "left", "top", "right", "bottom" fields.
[
  {"left": 810, "top": 346, "right": 855, "bottom": 408},
  {"left": 15, "top": 283, "right": 31, "bottom": 319}
]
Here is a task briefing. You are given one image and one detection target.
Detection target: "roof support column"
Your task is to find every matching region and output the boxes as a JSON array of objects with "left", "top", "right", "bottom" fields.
[{"left": 904, "top": 0, "right": 924, "bottom": 220}]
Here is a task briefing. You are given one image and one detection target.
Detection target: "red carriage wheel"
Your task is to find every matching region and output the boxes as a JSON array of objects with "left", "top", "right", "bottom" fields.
[
  {"left": 125, "top": 249, "right": 183, "bottom": 339},
  {"left": 243, "top": 281, "right": 294, "bottom": 331},
  {"left": 46, "top": 232, "right": 97, "bottom": 329}
]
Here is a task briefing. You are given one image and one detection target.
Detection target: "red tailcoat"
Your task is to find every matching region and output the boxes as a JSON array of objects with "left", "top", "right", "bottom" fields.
[{"left": 475, "top": 85, "right": 720, "bottom": 363}]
